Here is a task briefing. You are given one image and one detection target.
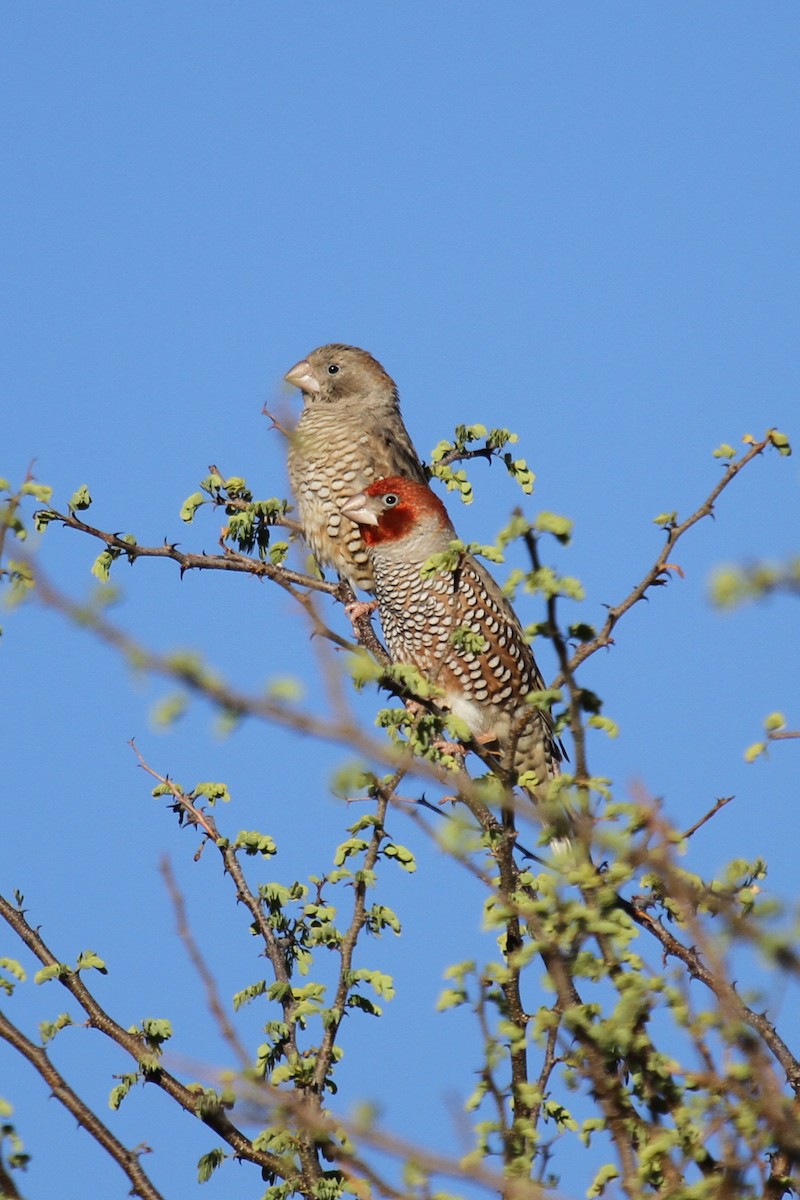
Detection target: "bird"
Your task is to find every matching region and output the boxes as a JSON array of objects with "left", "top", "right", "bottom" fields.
[
  {"left": 284, "top": 344, "right": 428, "bottom": 592},
  {"left": 340, "top": 476, "right": 564, "bottom": 806}
]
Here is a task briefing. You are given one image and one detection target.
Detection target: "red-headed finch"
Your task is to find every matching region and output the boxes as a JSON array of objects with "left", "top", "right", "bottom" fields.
[{"left": 341, "top": 477, "right": 563, "bottom": 804}]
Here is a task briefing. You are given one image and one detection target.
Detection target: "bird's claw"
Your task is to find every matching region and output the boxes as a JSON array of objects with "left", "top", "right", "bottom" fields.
[{"left": 344, "top": 598, "right": 379, "bottom": 629}]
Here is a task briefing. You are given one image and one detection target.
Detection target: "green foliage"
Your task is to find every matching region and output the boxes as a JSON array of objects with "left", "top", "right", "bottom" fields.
[
  {"left": 179, "top": 473, "right": 289, "bottom": 559},
  {"left": 91, "top": 533, "right": 137, "bottom": 581},
  {"left": 75, "top": 949, "right": 107, "bottom": 974},
  {"left": 381, "top": 843, "right": 416, "bottom": 872},
  {"left": 151, "top": 691, "right": 188, "bottom": 727},
  {"left": 40, "top": 1013, "right": 73, "bottom": 1043},
  {"left": 449, "top": 625, "right": 488, "bottom": 654},
  {"left": 587, "top": 713, "right": 620, "bottom": 738},
  {"left": 710, "top": 557, "right": 800, "bottom": 608},
  {"left": 236, "top": 831, "right": 278, "bottom": 857},
  {"left": 767, "top": 428, "right": 792, "bottom": 455},
  {"left": 429, "top": 424, "right": 535, "bottom": 500},
  {"left": 266, "top": 676, "right": 304, "bottom": 702},
  {"left": 68, "top": 484, "right": 92, "bottom": 513},
  {"left": 108, "top": 1072, "right": 139, "bottom": 1110},
  {"left": 2, "top": 424, "right": 797, "bottom": 1200},
  {"left": 34, "top": 963, "right": 68, "bottom": 985},
  {"left": 0, "top": 958, "right": 25, "bottom": 996},
  {"left": 653, "top": 510, "right": 678, "bottom": 528},
  {"left": 533, "top": 510, "right": 574, "bottom": 544},
  {"left": 19, "top": 481, "right": 53, "bottom": 505},
  {"left": 0, "top": 1115, "right": 29, "bottom": 1174},
  {"left": 141, "top": 1018, "right": 173, "bottom": 1048},
  {"left": 194, "top": 781, "right": 232, "bottom": 805},
  {"left": 744, "top": 711, "right": 793, "bottom": 763},
  {"left": 197, "top": 1147, "right": 227, "bottom": 1182}
]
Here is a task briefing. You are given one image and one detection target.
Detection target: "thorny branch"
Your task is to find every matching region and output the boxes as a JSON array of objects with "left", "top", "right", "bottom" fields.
[
  {"left": 0, "top": 1007, "right": 164, "bottom": 1200},
  {"left": 563, "top": 433, "right": 782, "bottom": 678},
  {"left": 0, "top": 893, "right": 293, "bottom": 1183},
  {"left": 2, "top": 429, "right": 797, "bottom": 1195}
]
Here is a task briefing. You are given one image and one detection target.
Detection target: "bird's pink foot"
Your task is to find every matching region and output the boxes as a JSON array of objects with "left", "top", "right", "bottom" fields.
[{"left": 344, "top": 598, "right": 379, "bottom": 626}]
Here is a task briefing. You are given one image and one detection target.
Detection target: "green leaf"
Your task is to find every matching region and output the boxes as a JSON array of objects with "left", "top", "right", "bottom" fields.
[
  {"left": 141, "top": 1017, "right": 172, "bottom": 1043},
  {"left": 0, "top": 958, "right": 25, "bottom": 985},
  {"left": 194, "top": 781, "right": 231, "bottom": 805},
  {"left": 331, "top": 762, "right": 376, "bottom": 800},
  {"left": 525, "top": 688, "right": 562, "bottom": 711},
  {"left": 588, "top": 714, "right": 619, "bottom": 739},
  {"left": 40, "top": 1013, "right": 74, "bottom": 1043},
  {"left": 768, "top": 428, "right": 792, "bottom": 455},
  {"left": 33, "top": 508, "right": 57, "bottom": 532},
  {"left": 764, "top": 711, "right": 786, "bottom": 733},
  {"left": 224, "top": 476, "right": 251, "bottom": 498},
  {"left": 568, "top": 622, "right": 596, "bottom": 642},
  {"left": 151, "top": 692, "right": 188, "bottom": 727},
  {"left": 34, "top": 963, "right": 66, "bottom": 984},
  {"left": 235, "top": 831, "right": 277, "bottom": 857},
  {"left": 744, "top": 741, "right": 767, "bottom": 763},
  {"left": 109, "top": 1072, "right": 139, "bottom": 1110},
  {"left": 588, "top": 1162, "right": 620, "bottom": 1196},
  {"left": 364, "top": 904, "right": 401, "bottom": 935},
  {"left": 382, "top": 843, "right": 417, "bottom": 872},
  {"left": 436, "top": 987, "right": 467, "bottom": 1011},
  {"left": 91, "top": 549, "right": 116, "bottom": 582},
  {"left": 68, "top": 484, "right": 92, "bottom": 512},
  {"left": 712, "top": 443, "right": 736, "bottom": 459},
  {"left": 653, "top": 511, "right": 678, "bottom": 527},
  {"left": 20, "top": 481, "right": 53, "bottom": 503},
  {"left": 180, "top": 492, "right": 206, "bottom": 523},
  {"left": 449, "top": 626, "right": 488, "bottom": 654},
  {"left": 232, "top": 980, "right": 267, "bottom": 1010},
  {"left": 346, "top": 993, "right": 382, "bottom": 1017},
  {"left": 533, "top": 511, "right": 574, "bottom": 543},
  {"left": 349, "top": 968, "right": 395, "bottom": 999},
  {"left": 333, "top": 837, "right": 370, "bottom": 866},
  {"left": 265, "top": 675, "right": 303, "bottom": 702},
  {"left": 200, "top": 472, "right": 225, "bottom": 495},
  {"left": 197, "top": 1148, "right": 226, "bottom": 1183},
  {"left": 76, "top": 949, "right": 107, "bottom": 974}
]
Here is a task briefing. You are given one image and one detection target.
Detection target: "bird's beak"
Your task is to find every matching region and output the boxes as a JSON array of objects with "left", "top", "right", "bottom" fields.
[
  {"left": 340, "top": 492, "right": 379, "bottom": 526},
  {"left": 284, "top": 359, "right": 321, "bottom": 395}
]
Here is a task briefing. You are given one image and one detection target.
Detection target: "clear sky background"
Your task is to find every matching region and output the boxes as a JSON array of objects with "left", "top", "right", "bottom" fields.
[{"left": 3, "top": 5, "right": 799, "bottom": 1198}]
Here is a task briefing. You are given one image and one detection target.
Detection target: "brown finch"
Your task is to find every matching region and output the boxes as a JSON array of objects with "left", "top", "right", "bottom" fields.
[{"left": 284, "top": 345, "right": 427, "bottom": 592}]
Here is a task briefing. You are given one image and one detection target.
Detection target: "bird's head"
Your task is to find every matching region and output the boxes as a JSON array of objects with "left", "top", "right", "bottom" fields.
[
  {"left": 284, "top": 344, "right": 399, "bottom": 410},
  {"left": 340, "top": 477, "right": 454, "bottom": 552}
]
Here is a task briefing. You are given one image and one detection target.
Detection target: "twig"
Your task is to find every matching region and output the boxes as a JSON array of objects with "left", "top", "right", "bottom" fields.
[
  {"left": 682, "top": 796, "right": 734, "bottom": 840},
  {"left": 47, "top": 507, "right": 336, "bottom": 593},
  {"left": 159, "top": 856, "right": 251, "bottom": 1069},
  {"left": 563, "top": 435, "right": 776, "bottom": 678}
]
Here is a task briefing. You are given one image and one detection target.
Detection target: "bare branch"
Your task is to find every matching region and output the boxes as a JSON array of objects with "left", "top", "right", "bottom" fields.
[
  {"left": 682, "top": 795, "right": 734, "bottom": 839},
  {"left": 159, "top": 856, "right": 252, "bottom": 1069}
]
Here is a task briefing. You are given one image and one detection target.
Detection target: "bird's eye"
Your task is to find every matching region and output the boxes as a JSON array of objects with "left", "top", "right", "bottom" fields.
[
  {"left": 383, "top": 494, "right": 399, "bottom": 507},
  {"left": 327, "top": 364, "right": 340, "bottom": 375}
]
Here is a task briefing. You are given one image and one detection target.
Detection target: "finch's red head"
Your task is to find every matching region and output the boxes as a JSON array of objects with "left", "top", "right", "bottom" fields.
[{"left": 340, "top": 478, "right": 454, "bottom": 546}]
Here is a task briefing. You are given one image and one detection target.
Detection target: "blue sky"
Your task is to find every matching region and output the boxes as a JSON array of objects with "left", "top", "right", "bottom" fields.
[{"left": 3, "top": 4, "right": 799, "bottom": 1197}]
